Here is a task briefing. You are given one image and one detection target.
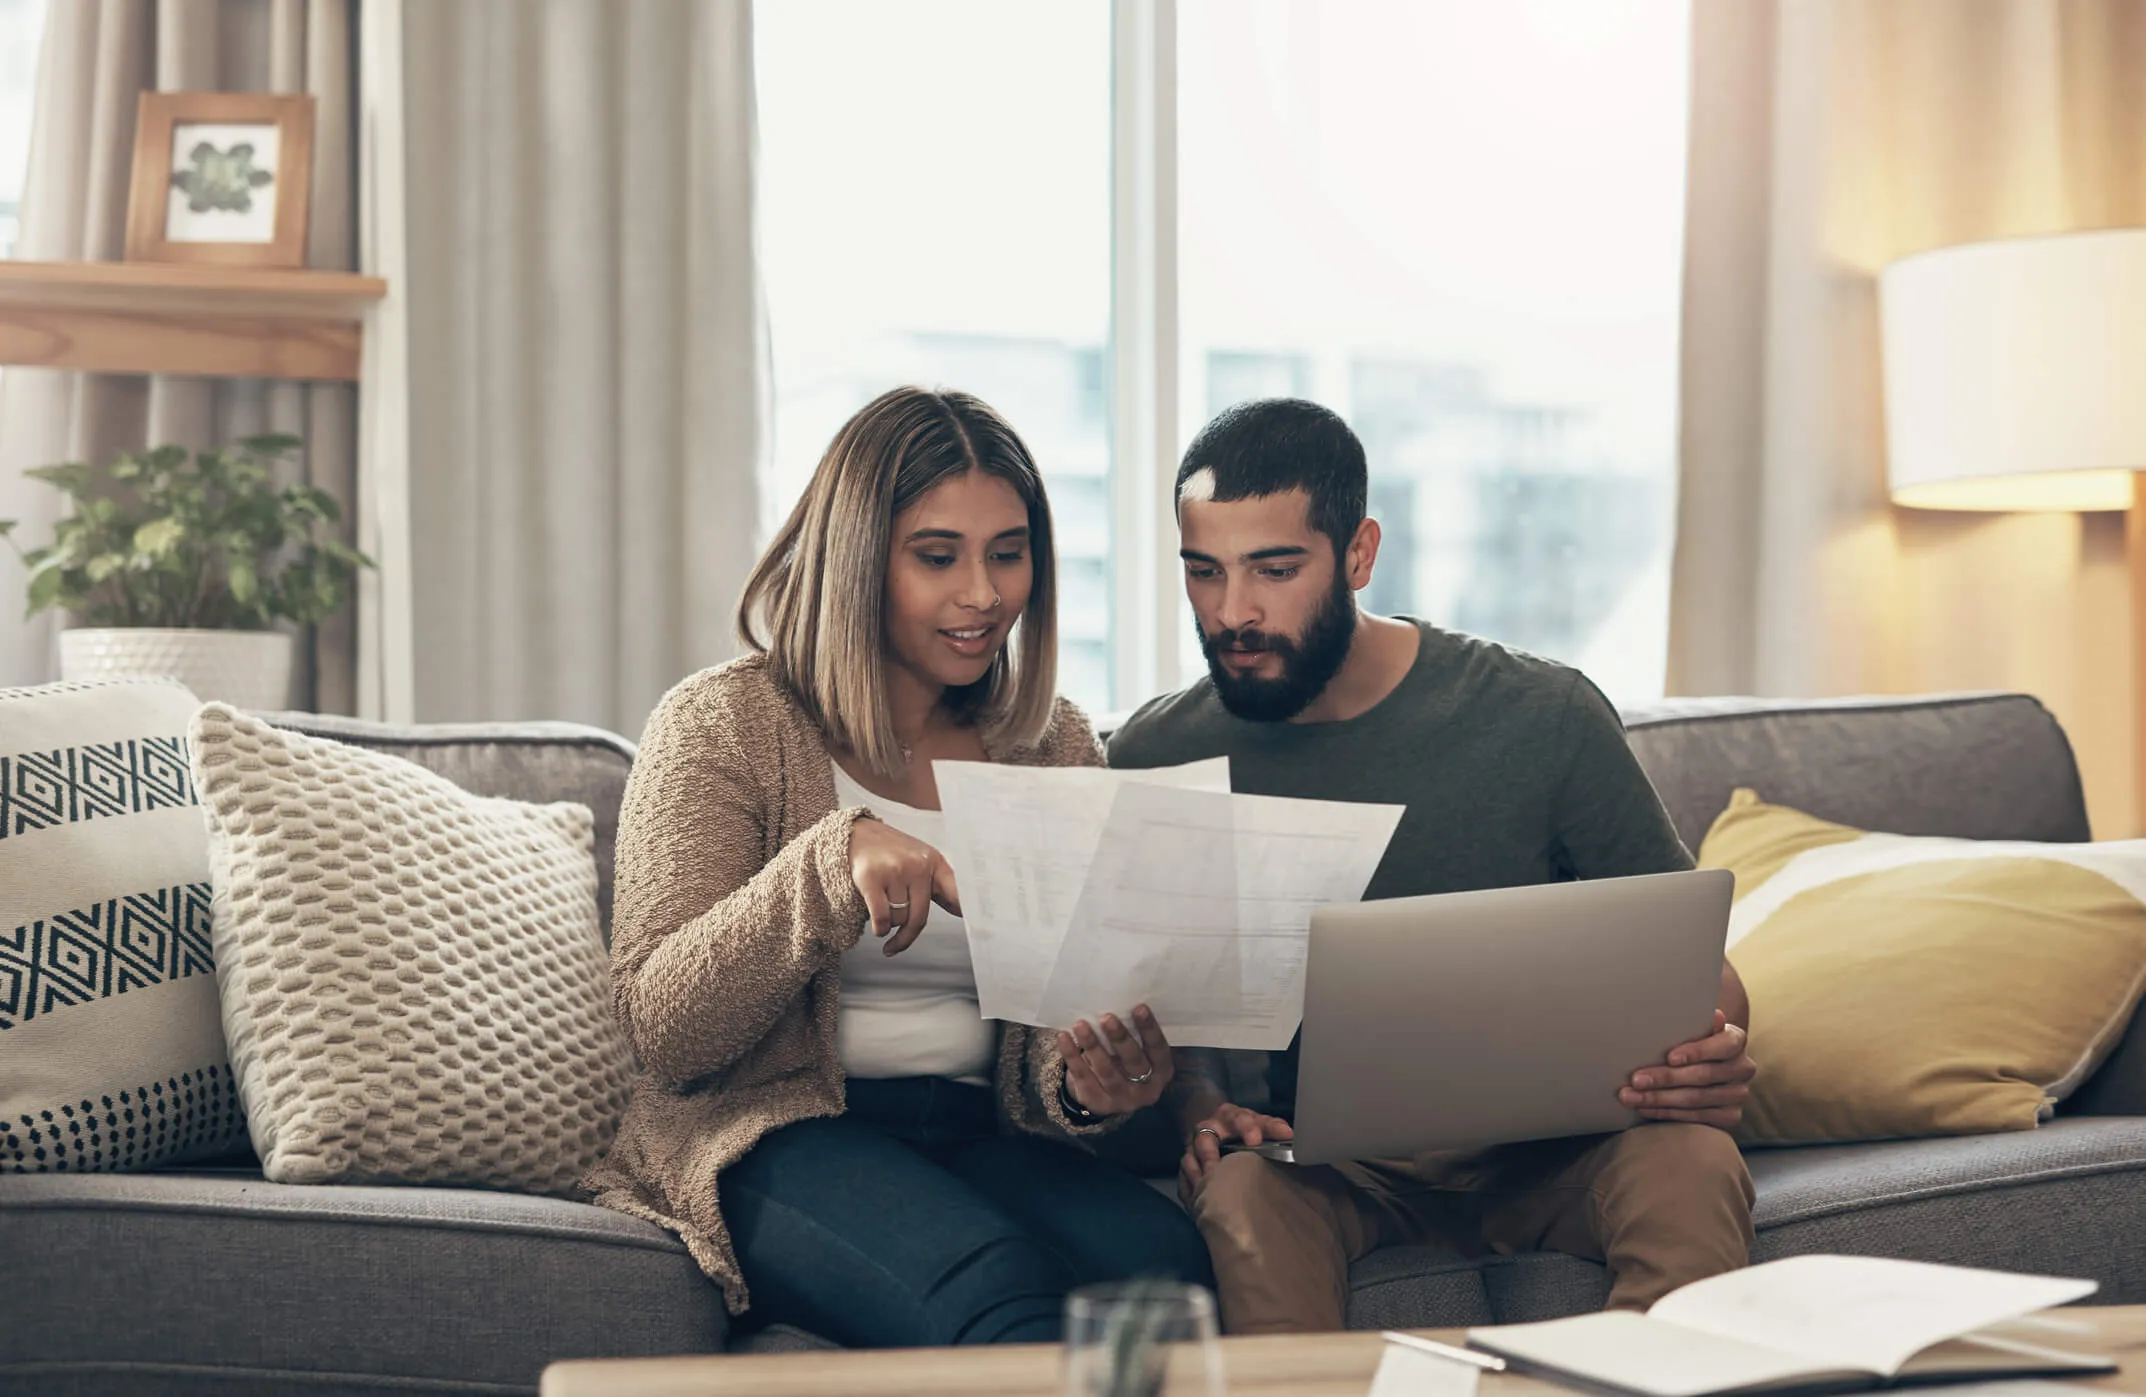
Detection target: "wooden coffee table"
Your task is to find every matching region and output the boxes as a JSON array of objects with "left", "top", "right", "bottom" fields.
[{"left": 542, "top": 1304, "right": 2146, "bottom": 1397}]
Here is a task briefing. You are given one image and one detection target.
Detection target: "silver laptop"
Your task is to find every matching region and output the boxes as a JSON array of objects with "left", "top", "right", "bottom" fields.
[{"left": 1243, "top": 868, "right": 1732, "bottom": 1167}]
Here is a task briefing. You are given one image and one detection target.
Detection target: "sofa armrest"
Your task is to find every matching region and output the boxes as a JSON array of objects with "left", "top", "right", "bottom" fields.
[{"left": 2068, "top": 998, "right": 2146, "bottom": 1116}]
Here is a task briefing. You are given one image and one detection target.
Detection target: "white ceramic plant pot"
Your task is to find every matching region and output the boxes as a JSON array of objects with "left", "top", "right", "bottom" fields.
[{"left": 60, "top": 627, "right": 294, "bottom": 710}]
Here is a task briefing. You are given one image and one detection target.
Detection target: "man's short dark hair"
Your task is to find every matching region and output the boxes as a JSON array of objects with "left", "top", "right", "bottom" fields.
[{"left": 1174, "top": 398, "right": 1368, "bottom": 555}]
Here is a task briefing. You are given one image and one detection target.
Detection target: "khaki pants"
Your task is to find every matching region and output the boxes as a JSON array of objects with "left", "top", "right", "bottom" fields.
[{"left": 1190, "top": 1122, "right": 1756, "bottom": 1334}]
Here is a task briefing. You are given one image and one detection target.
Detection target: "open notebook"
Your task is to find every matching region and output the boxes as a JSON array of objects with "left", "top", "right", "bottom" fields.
[{"left": 1466, "top": 1256, "right": 2114, "bottom": 1397}]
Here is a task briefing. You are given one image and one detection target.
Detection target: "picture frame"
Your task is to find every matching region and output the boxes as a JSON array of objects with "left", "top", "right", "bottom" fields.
[{"left": 125, "top": 92, "right": 315, "bottom": 269}]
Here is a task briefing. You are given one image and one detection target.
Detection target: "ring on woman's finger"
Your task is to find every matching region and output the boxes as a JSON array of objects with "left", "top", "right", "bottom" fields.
[
  {"left": 1194, "top": 1126, "right": 1221, "bottom": 1144},
  {"left": 887, "top": 898, "right": 910, "bottom": 910},
  {"left": 1126, "top": 1066, "right": 1155, "bottom": 1085}
]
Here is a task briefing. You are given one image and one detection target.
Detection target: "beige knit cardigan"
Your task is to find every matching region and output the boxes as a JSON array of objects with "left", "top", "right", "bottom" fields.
[{"left": 582, "top": 654, "right": 1119, "bottom": 1315}]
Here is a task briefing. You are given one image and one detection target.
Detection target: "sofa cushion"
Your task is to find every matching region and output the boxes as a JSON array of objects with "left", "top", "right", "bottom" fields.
[
  {"left": 1346, "top": 1118, "right": 2146, "bottom": 1327},
  {"left": 1347, "top": 1246, "right": 1497, "bottom": 1328},
  {"left": 251, "top": 709, "right": 637, "bottom": 940},
  {"left": 0, "top": 1167, "right": 726, "bottom": 1394},
  {"left": 1350, "top": 1248, "right": 1621, "bottom": 1330},
  {"left": 2070, "top": 1007, "right": 2146, "bottom": 1116},
  {"left": 1622, "top": 694, "right": 2091, "bottom": 854},
  {"left": 1745, "top": 1116, "right": 2146, "bottom": 1296}
]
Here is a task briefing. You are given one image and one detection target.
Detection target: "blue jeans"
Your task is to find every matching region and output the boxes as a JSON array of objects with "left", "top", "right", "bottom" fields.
[{"left": 722, "top": 1076, "right": 1214, "bottom": 1348}]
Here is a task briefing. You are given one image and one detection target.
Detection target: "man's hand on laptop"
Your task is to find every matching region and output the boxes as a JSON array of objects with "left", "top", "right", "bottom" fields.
[
  {"left": 1618, "top": 1009, "right": 1757, "bottom": 1129},
  {"left": 1178, "top": 1104, "right": 1295, "bottom": 1207}
]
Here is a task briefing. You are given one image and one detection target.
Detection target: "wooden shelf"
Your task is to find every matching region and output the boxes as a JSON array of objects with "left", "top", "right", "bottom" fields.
[{"left": 0, "top": 260, "right": 388, "bottom": 382}]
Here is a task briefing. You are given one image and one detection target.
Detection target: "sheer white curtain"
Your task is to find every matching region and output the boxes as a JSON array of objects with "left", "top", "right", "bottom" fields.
[
  {"left": 399, "top": 0, "right": 763, "bottom": 736},
  {"left": 1669, "top": 0, "right": 2146, "bottom": 836},
  {"left": 0, "top": 0, "right": 359, "bottom": 708}
]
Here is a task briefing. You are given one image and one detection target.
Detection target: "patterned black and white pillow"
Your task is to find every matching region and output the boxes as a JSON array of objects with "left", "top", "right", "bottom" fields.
[{"left": 1, "top": 677, "right": 244, "bottom": 1171}]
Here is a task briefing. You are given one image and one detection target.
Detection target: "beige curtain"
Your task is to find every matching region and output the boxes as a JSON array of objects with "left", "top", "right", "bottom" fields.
[
  {"left": 0, "top": 0, "right": 358, "bottom": 709},
  {"left": 1670, "top": 0, "right": 2146, "bottom": 837},
  {"left": 399, "top": 0, "right": 763, "bottom": 736}
]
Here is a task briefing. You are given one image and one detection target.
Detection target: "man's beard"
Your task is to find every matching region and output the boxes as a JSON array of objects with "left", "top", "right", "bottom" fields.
[{"left": 1199, "top": 570, "right": 1358, "bottom": 722}]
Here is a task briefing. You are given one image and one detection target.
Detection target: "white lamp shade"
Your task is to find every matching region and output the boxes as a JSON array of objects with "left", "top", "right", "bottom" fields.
[{"left": 1880, "top": 228, "right": 2146, "bottom": 512}]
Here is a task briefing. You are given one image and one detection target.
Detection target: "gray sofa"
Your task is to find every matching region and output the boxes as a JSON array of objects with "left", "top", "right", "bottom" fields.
[{"left": 5, "top": 693, "right": 2144, "bottom": 1395}]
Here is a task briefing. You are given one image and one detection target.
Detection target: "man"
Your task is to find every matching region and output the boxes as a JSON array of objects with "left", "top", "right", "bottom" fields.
[{"left": 1108, "top": 398, "right": 1757, "bottom": 1335}]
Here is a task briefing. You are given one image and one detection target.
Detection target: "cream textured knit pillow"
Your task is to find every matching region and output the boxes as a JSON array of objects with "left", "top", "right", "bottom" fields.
[{"left": 189, "top": 702, "right": 634, "bottom": 1195}]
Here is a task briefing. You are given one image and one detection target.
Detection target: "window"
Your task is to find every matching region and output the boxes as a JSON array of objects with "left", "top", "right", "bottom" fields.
[
  {"left": 759, "top": 1, "right": 1692, "bottom": 712},
  {"left": 755, "top": 1, "right": 1115, "bottom": 710},
  {"left": 0, "top": 0, "right": 46, "bottom": 259},
  {"left": 1177, "top": 0, "right": 1692, "bottom": 703}
]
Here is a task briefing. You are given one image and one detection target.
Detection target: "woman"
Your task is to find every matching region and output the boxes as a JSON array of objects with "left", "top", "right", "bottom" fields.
[{"left": 584, "top": 387, "right": 1212, "bottom": 1348}]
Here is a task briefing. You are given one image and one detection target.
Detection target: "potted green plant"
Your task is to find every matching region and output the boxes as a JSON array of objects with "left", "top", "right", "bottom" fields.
[{"left": 0, "top": 434, "right": 373, "bottom": 709}]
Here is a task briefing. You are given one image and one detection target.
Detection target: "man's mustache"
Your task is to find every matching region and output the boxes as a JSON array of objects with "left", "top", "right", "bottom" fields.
[{"left": 1210, "top": 628, "right": 1292, "bottom": 654}]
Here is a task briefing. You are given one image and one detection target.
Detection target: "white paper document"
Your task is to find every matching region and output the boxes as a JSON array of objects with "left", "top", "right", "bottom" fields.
[
  {"left": 933, "top": 759, "right": 1231, "bottom": 1026},
  {"left": 935, "top": 760, "right": 1402, "bottom": 1049},
  {"left": 1367, "top": 1341, "right": 1483, "bottom": 1397}
]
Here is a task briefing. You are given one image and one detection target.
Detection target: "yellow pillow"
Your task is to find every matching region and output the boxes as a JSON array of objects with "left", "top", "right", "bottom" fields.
[{"left": 1701, "top": 789, "right": 2146, "bottom": 1145}]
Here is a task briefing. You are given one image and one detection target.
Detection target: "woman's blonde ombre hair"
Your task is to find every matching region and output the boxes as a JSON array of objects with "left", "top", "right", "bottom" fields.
[{"left": 737, "top": 387, "right": 1060, "bottom": 776}]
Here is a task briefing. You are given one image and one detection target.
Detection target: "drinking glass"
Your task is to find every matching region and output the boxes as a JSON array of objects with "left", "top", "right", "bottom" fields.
[{"left": 1062, "top": 1280, "right": 1226, "bottom": 1397}]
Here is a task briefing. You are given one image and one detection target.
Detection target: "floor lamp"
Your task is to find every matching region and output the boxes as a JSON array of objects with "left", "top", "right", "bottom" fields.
[{"left": 1880, "top": 228, "right": 2146, "bottom": 829}]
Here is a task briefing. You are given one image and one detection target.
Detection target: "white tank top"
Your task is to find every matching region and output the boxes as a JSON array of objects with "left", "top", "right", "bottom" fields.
[{"left": 830, "top": 763, "right": 997, "bottom": 1085}]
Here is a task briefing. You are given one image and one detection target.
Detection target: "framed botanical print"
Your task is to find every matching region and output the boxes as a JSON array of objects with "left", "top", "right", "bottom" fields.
[{"left": 125, "top": 92, "right": 315, "bottom": 268}]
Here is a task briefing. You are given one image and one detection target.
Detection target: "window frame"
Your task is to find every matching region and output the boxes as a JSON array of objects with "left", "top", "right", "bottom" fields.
[
  {"left": 1108, "top": 0, "right": 1183, "bottom": 712},
  {"left": 1111, "top": 4, "right": 1687, "bottom": 713}
]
